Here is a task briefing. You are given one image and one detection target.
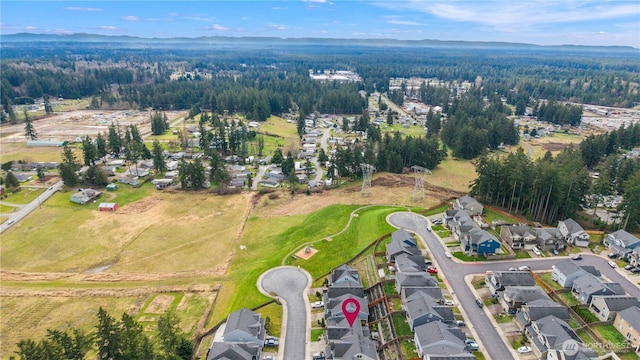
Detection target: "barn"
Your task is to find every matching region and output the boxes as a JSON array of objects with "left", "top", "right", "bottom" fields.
[{"left": 98, "top": 202, "right": 119, "bottom": 211}]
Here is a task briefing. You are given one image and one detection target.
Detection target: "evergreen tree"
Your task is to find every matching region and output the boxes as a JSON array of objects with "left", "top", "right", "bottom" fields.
[
  {"left": 95, "top": 132, "right": 108, "bottom": 160},
  {"left": 107, "top": 123, "right": 122, "bottom": 155},
  {"left": 23, "top": 111, "right": 37, "bottom": 140},
  {"left": 152, "top": 140, "right": 167, "bottom": 174},
  {"left": 5, "top": 171, "right": 20, "bottom": 191},
  {"left": 82, "top": 136, "right": 97, "bottom": 167}
]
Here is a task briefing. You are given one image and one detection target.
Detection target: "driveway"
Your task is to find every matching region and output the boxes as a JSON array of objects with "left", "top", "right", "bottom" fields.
[
  {"left": 259, "top": 266, "right": 312, "bottom": 360},
  {"left": 387, "top": 212, "right": 640, "bottom": 360}
]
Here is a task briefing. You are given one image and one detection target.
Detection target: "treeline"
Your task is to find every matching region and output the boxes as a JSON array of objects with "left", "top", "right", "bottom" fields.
[
  {"left": 580, "top": 122, "right": 640, "bottom": 168},
  {"left": 532, "top": 100, "right": 583, "bottom": 126},
  {"left": 440, "top": 91, "right": 519, "bottom": 159},
  {"left": 471, "top": 147, "right": 591, "bottom": 225},
  {"left": 13, "top": 308, "right": 192, "bottom": 360}
]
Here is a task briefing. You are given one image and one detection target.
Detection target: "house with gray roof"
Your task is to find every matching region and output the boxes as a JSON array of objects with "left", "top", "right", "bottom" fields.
[
  {"left": 446, "top": 209, "right": 500, "bottom": 255},
  {"left": 401, "top": 287, "right": 444, "bottom": 305},
  {"left": 629, "top": 247, "right": 640, "bottom": 268},
  {"left": 396, "top": 272, "right": 439, "bottom": 293},
  {"left": 486, "top": 271, "right": 536, "bottom": 294},
  {"left": 525, "top": 315, "right": 583, "bottom": 359},
  {"left": 326, "top": 264, "right": 364, "bottom": 299},
  {"left": 454, "top": 195, "right": 483, "bottom": 216},
  {"left": 405, "top": 292, "right": 454, "bottom": 330},
  {"left": 414, "top": 321, "right": 474, "bottom": 360},
  {"left": 207, "top": 342, "right": 260, "bottom": 360},
  {"left": 325, "top": 332, "right": 377, "bottom": 360},
  {"left": 206, "top": 308, "right": 264, "bottom": 360},
  {"left": 613, "top": 306, "right": 640, "bottom": 349},
  {"left": 551, "top": 260, "right": 601, "bottom": 288},
  {"left": 589, "top": 295, "right": 640, "bottom": 322},
  {"left": 571, "top": 273, "right": 625, "bottom": 305},
  {"left": 535, "top": 227, "right": 565, "bottom": 251},
  {"left": 604, "top": 230, "right": 640, "bottom": 259},
  {"left": 386, "top": 229, "right": 420, "bottom": 262},
  {"left": 70, "top": 189, "right": 102, "bottom": 205},
  {"left": 557, "top": 218, "right": 590, "bottom": 247},
  {"left": 394, "top": 253, "right": 427, "bottom": 273},
  {"left": 499, "top": 286, "right": 550, "bottom": 312},
  {"left": 500, "top": 225, "right": 537, "bottom": 250},
  {"left": 515, "top": 299, "right": 570, "bottom": 330},
  {"left": 325, "top": 294, "right": 369, "bottom": 323}
]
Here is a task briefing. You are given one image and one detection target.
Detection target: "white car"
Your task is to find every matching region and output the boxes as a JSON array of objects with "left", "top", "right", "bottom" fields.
[
  {"left": 517, "top": 346, "right": 532, "bottom": 353},
  {"left": 518, "top": 265, "right": 531, "bottom": 271},
  {"left": 444, "top": 300, "right": 455, "bottom": 306},
  {"left": 311, "top": 301, "right": 324, "bottom": 309},
  {"left": 608, "top": 261, "right": 617, "bottom": 268},
  {"left": 532, "top": 247, "right": 542, "bottom": 256},
  {"left": 445, "top": 252, "right": 452, "bottom": 258}
]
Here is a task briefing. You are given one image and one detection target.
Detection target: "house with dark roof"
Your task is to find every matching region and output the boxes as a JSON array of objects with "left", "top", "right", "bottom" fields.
[
  {"left": 386, "top": 229, "right": 420, "bottom": 262},
  {"left": 324, "top": 332, "right": 377, "bottom": 360},
  {"left": 405, "top": 292, "right": 454, "bottom": 330},
  {"left": 500, "top": 225, "right": 537, "bottom": 250},
  {"left": 401, "top": 287, "right": 444, "bottom": 306},
  {"left": 604, "top": 230, "right": 640, "bottom": 259},
  {"left": 629, "top": 247, "right": 640, "bottom": 268},
  {"left": 70, "top": 189, "right": 102, "bottom": 205},
  {"left": 454, "top": 195, "right": 484, "bottom": 216},
  {"left": 535, "top": 227, "right": 565, "bottom": 251},
  {"left": 525, "top": 315, "right": 583, "bottom": 359},
  {"left": 515, "top": 299, "right": 570, "bottom": 330},
  {"left": 325, "top": 294, "right": 369, "bottom": 323},
  {"left": 396, "top": 272, "right": 439, "bottom": 293},
  {"left": 613, "top": 306, "right": 640, "bottom": 349},
  {"left": 589, "top": 295, "right": 640, "bottom": 322},
  {"left": 207, "top": 308, "right": 264, "bottom": 360},
  {"left": 394, "top": 253, "right": 427, "bottom": 273},
  {"left": 326, "top": 264, "right": 364, "bottom": 299},
  {"left": 557, "top": 218, "right": 590, "bottom": 247},
  {"left": 486, "top": 271, "right": 536, "bottom": 294},
  {"left": 571, "top": 273, "right": 625, "bottom": 305},
  {"left": 499, "top": 286, "right": 550, "bottom": 312},
  {"left": 446, "top": 209, "right": 500, "bottom": 255},
  {"left": 414, "top": 321, "right": 475, "bottom": 360},
  {"left": 551, "top": 260, "right": 601, "bottom": 288}
]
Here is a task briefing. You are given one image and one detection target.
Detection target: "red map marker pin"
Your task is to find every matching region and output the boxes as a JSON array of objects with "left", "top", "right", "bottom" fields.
[{"left": 342, "top": 298, "right": 360, "bottom": 327}]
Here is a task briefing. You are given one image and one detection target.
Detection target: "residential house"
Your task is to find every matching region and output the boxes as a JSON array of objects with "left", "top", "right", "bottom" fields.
[
  {"left": 118, "top": 173, "right": 140, "bottom": 186},
  {"left": 394, "top": 253, "right": 427, "bottom": 273},
  {"left": 535, "top": 227, "right": 565, "bottom": 251},
  {"left": 454, "top": 195, "right": 484, "bottom": 216},
  {"left": 325, "top": 294, "right": 369, "bottom": 323},
  {"left": 499, "top": 286, "right": 550, "bottom": 313},
  {"left": 396, "top": 272, "right": 438, "bottom": 294},
  {"left": 414, "top": 321, "right": 475, "bottom": 360},
  {"left": 500, "top": 225, "right": 537, "bottom": 250},
  {"left": 557, "top": 218, "right": 590, "bottom": 247},
  {"left": 70, "top": 189, "right": 102, "bottom": 205},
  {"left": 515, "top": 299, "right": 570, "bottom": 330},
  {"left": 207, "top": 308, "right": 265, "bottom": 360},
  {"left": 446, "top": 209, "right": 500, "bottom": 255},
  {"left": 324, "top": 332, "right": 377, "bottom": 360},
  {"left": 525, "top": 315, "right": 583, "bottom": 359},
  {"left": 546, "top": 345, "right": 598, "bottom": 360},
  {"left": 613, "top": 306, "right": 640, "bottom": 349},
  {"left": 486, "top": 271, "right": 536, "bottom": 294},
  {"left": 386, "top": 229, "right": 420, "bottom": 262},
  {"left": 325, "top": 265, "right": 364, "bottom": 299},
  {"left": 589, "top": 295, "right": 640, "bottom": 322},
  {"left": 551, "top": 260, "right": 601, "bottom": 288},
  {"left": 604, "top": 230, "right": 640, "bottom": 259},
  {"left": 629, "top": 248, "right": 640, "bottom": 268},
  {"left": 571, "top": 273, "right": 625, "bottom": 305},
  {"left": 401, "top": 287, "right": 444, "bottom": 306},
  {"left": 405, "top": 292, "right": 454, "bottom": 330}
]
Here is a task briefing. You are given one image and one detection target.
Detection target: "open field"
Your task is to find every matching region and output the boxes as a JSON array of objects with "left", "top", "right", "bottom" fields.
[{"left": 515, "top": 132, "right": 584, "bottom": 159}]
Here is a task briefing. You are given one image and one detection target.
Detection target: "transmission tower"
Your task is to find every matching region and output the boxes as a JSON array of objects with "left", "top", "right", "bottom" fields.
[
  {"left": 411, "top": 165, "right": 432, "bottom": 201},
  {"left": 360, "top": 163, "right": 376, "bottom": 197}
]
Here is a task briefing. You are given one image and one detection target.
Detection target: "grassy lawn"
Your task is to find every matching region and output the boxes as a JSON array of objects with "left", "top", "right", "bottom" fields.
[
  {"left": 431, "top": 224, "right": 446, "bottom": 231},
  {"left": 310, "top": 328, "right": 324, "bottom": 342},
  {"left": 574, "top": 308, "right": 597, "bottom": 323},
  {"left": 538, "top": 272, "right": 563, "bottom": 291},
  {"left": 494, "top": 313, "right": 514, "bottom": 324},
  {"left": 422, "top": 204, "right": 447, "bottom": 216},
  {"left": 0, "top": 204, "right": 18, "bottom": 213},
  {"left": 558, "top": 292, "right": 581, "bottom": 307},
  {"left": 389, "top": 297, "right": 402, "bottom": 312},
  {"left": 3, "top": 187, "right": 45, "bottom": 204},
  {"left": 401, "top": 339, "right": 419, "bottom": 358},
  {"left": 453, "top": 251, "right": 487, "bottom": 262},
  {"left": 592, "top": 324, "right": 627, "bottom": 344},
  {"left": 471, "top": 276, "right": 486, "bottom": 289},
  {"left": 484, "top": 208, "right": 519, "bottom": 225},
  {"left": 515, "top": 251, "right": 532, "bottom": 259},
  {"left": 392, "top": 314, "right": 412, "bottom": 337},
  {"left": 429, "top": 155, "right": 475, "bottom": 193},
  {"left": 257, "top": 302, "right": 283, "bottom": 338},
  {"left": 0, "top": 142, "right": 82, "bottom": 163},
  {"left": 618, "top": 353, "right": 640, "bottom": 360},
  {"left": 380, "top": 123, "right": 426, "bottom": 137},
  {"left": 436, "top": 230, "right": 451, "bottom": 238},
  {"left": 383, "top": 282, "right": 397, "bottom": 296}
]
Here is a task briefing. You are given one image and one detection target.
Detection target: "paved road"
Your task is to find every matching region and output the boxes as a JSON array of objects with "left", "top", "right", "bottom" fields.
[
  {"left": 259, "top": 266, "right": 311, "bottom": 360},
  {"left": 0, "top": 180, "right": 63, "bottom": 234},
  {"left": 387, "top": 212, "right": 640, "bottom": 360},
  {"left": 252, "top": 165, "right": 268, "bottom": 190}
]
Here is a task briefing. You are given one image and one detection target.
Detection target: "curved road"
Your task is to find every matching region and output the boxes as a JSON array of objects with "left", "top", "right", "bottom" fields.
[
  {"left": 388, "top": 212, "right": 640, "bottom": 360},
  {"left": 259, "top": 266, "right": 312, "bottom": 360},
  {"left": 0, "top": 180, "right": 63, "bottom": 234}
]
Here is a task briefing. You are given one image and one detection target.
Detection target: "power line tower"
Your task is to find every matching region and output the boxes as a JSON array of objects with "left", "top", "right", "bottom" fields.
[
  {"left": 360, "top": 163, "right": 376, "bottom": 197},
  {"left": 411, "top": 165, "right": 432, "bottom": 201}
]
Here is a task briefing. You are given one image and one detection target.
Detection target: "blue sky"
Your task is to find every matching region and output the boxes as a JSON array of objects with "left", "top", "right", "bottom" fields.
[{"left": 2, "top": 1, "right": 639, "bottom": 47}]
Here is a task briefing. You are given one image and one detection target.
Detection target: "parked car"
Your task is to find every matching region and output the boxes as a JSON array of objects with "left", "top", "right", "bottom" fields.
[
  {"left": 444, "top": 300, "right": 455, "bottom": 306},
  {"left": 311, "top": 301, "right": 324, "bottom": 309},
  {"left": 508, "top": 267, "right": 517, "bottom": 271},
  {"left": 517, "top": 346, "right": 532, "bottom": 353},
  {"left": 532, "top": 247, "right": 542, "bottom": 256},
  {"left": 444, "top": 252, "right": 452, "bottom": 258},
  {"left": 7, "top": 220, "right": 15, "bottom": 226},
  {"left": 264, "top": 338, "right": 279, "bottom": 347},
  {"left": 518, "top": 265, "right": 531, "bottom": 271},
  {"left": 624, "top": 264, "right": 634, "bottom": 270},
  {"left": 608, "top": 252, "right": 619, "bottom": 259},
  {"left": 454, "top": 320, "right": 466, "bottom": 326},
  {"left": 572, "top": 254, "right": 583, "bottom": 260},
  {"left": 263, "top": 356, "right": 276, "bottom": 360},
  {"left": 608, "top": 261, "right": 617, "bottom": 268},
  {"left": 630, "top": 268, "right": 640, "bottom": 273},
  {"left": 475, "top": 298, "right": 483, "bottom": 308},
  {"left": 465, "top": 339, "right": 479, "bottom": 351},
  {"left": 552, "top": 249, "right": 559, "bottom": 256},
  {"left": 427, "top": 266, "right": 438, "bottom": 274}
]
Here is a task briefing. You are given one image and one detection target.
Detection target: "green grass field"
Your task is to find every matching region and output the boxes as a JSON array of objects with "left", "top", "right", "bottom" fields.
[{"left": 3, "top": 187, "right": 45, "bottom": 204}]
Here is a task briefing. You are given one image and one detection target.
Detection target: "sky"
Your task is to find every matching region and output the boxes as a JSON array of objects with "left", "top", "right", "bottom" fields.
[{"left": 1, "top": 1, "right": 639, "bottom": 47}]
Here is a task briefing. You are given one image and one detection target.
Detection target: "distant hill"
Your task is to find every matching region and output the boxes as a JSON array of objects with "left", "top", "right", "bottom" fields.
[{"left": 2, "top": 32, "right": 638, "bottom": 52}]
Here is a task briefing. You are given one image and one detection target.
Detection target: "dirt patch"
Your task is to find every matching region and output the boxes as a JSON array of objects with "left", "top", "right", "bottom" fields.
[
  {"left": 117, "top": 196, "right": 162, "bottom": 214},
  {"left": 540, "top": 142, "right": 574, "bottom": 152},
  {"left": 145, "top": 294, "right": 175, "bottom": 314}
]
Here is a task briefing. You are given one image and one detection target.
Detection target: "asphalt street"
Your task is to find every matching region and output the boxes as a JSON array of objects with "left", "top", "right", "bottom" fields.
[
  {"left": 259, "top": 267, "right": 311, "bottom": 360},
  {"left": 0, "top": 180, "right": 63, "bottom": 234},
  {"left": 388, "top": 212, "right": 640, "bottom": 360}
]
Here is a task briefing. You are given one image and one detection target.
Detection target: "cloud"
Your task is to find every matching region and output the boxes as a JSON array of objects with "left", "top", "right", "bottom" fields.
[
  {"left": 146, "top": 18, "right": 161, "bottom": 22},
  {"left": 272, "top": 6, "right": 288, "bottom": 10},
  {"left": 208, "top": 24, "right": 229, "bottom": 31},
  {"left": 269, "top": 24, "right": 289, "bottom": 30},
  {"left": 121, "top": 16, "right": 139, "bottom": 22},
  {"left": 185, "top": 16, "right": 216, "bottom": 23},
  {"left": 386, "top": 19, "right": 420, "bottom": 26},
  {"left": 64, "top": 7, "right": 103, "bottom": 12},
  {"left": 98, "top": 26, "right": 118, "bottom": 31}
]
